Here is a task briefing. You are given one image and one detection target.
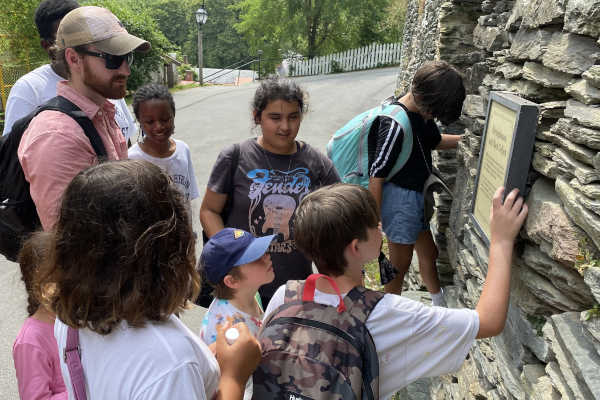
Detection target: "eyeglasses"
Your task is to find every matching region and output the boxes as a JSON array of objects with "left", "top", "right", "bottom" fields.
[{"left": 77, "top": 49, "right": 134, "bottom": 70}]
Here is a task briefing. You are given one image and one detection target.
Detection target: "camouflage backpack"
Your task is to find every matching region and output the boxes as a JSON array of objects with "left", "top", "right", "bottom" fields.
[{"left": 253, "top": 274, "right": 384, "bottom": 400}]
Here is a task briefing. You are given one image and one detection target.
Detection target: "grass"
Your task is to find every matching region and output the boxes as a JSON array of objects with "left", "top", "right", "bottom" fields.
[
  {"left": 170, "top": 82, "right": 201, "bottom": 92},
  {"left": 363, "top": 238, "right": 389, "bottom": 292}
]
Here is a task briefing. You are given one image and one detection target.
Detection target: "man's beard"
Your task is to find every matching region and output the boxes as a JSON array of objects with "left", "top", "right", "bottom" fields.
[{"left": 82, "top": 60, "right": 128, "bottom": 99}]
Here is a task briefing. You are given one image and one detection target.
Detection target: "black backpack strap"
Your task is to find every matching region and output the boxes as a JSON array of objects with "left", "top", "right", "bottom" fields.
[
  {"left": 220, "top": 142, "right": 240, "bottom": 222},
  {"left": 202, "top": 142, "right": 240, "bottom": 245},
  {"left": 344, "top": 286, "right": 384, "bottom": 400},
  {"left": 230, "top": 142, "right": 240, "bottom": 183},
  {"left": 38, "top": 96, "right": 107, "bottom": 158},
  {"left": 344, "top": 286, "right": 385, "bottom": 322}
]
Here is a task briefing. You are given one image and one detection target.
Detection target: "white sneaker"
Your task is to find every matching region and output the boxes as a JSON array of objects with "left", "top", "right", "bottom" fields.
[{"left": 431, "top": 288, "right": 447, "bottom": 307}]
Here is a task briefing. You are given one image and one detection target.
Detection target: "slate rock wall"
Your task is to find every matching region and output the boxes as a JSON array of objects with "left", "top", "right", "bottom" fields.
[{"left": 398, "top": 1, "right": 600, "bottom": 398}]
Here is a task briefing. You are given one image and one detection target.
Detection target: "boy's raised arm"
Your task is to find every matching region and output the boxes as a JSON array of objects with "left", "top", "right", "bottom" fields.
[{"left": 476, "top": 187, "right": 528, "bottom": 339}]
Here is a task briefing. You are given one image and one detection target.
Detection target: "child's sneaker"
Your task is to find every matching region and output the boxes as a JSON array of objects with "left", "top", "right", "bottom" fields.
[{"left": 431, "top": 288, "right": 447, "bottom": 307}]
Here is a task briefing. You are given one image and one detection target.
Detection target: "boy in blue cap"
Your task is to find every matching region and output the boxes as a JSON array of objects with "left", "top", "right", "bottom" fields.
[{"left": 200, "top": 228, "right": 276, "bottom": 345}]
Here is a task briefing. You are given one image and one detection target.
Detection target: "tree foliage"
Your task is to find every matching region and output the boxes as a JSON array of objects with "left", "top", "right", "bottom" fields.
[
  {"left": 377, "top": 0, "right": 408, "bottom": 44},
  {"left": 1, "top": 0, "right": 407, "bottom": 85},
  {"left": 0, "top": 0, "right": 47, "bottom": 64},
  {"left": 0, "top": 0, "right": 173, "bottom": 91},
  {"left": 144, "top": 0, "right": 251, "bottom": 70},
  {"left": 234, "top": 0, "right": 400, "bottom": 73}
]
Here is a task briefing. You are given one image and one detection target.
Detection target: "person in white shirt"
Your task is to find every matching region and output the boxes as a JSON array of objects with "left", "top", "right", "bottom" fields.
[
  {"left": 261, "top": 183, "right": 528, "bottom": 399},
  {"left": 37, "top": 159, "right": 260, "bottom": 399},
  {"left": 2, "top": 0, "right": 136, "bottom": 142},
  {"left": 128, "top": 83, "right": 199, "bottom": 205}
]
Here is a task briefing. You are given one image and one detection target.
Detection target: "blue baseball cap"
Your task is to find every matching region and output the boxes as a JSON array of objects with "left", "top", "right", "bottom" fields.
[{"left": 201, "top": 228, "right": 275, "bottom": 284}]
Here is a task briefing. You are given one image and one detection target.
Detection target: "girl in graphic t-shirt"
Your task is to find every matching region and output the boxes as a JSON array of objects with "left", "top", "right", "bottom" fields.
[
  {"left": 128, "top": 83, "right": 199, "bottom": 213},
  {"left": 13, "top": 233, "right": 66, "bottom": 400},
  {"left": 200, "top": 78, "right": 340, "bottom": 307}
]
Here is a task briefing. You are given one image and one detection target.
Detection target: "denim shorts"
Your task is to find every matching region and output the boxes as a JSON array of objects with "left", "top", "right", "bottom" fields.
[{"left": 381, "top": 183, "right": 429, "bottom": 244}]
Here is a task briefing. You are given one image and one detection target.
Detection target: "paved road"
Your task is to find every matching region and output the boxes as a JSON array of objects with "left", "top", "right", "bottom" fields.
[{"left": 0, "top": 67, "right": 398, "bottom": 398}]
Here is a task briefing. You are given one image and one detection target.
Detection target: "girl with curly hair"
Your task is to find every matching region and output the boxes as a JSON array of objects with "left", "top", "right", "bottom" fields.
[{"left": 37, "top": 159, "right": 260, "bottom": 399}]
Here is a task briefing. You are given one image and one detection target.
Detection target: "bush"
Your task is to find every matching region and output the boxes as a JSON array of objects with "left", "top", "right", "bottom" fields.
[
  {"left": 177, "top": 63, "right": 190, "bottom": 79},
  {"left": 1, "top": 0, "right": 54, "bottom": 64},
  {"left": 330, "top": 59, "right": 343, "bottom": 74}
]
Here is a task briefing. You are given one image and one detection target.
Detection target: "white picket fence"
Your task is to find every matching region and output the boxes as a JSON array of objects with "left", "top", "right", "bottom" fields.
[{"left": 287, "top": 42, "right": 401, "bottom": 77}]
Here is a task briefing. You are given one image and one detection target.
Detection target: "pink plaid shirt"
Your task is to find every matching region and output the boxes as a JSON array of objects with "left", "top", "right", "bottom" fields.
[{"left": 18, "top": 82, "right": 128, "bottom": 230}]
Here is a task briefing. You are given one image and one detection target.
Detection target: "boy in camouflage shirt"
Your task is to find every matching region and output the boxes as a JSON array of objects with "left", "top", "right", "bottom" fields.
[{"left": 262, "top": 183, "right": 528, "bottom": 397}]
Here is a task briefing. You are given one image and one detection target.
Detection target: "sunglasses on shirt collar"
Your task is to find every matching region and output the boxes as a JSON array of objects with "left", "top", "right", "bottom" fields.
[{"left": 77, "top": 49, "right": 134, "bottom": 70}]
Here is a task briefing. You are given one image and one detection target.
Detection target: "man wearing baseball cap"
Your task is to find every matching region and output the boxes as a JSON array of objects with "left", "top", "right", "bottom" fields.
[
  {"left": 3, "top": 0, "right": 138, "bottom": 145},
  {"left": 18, "top": 6, "right": 150, "bottom": 230}
]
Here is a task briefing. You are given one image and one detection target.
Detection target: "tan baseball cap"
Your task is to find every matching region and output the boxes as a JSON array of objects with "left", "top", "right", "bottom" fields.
[{"left": 56, "top": 6, "right": 151, "bottom": 55}]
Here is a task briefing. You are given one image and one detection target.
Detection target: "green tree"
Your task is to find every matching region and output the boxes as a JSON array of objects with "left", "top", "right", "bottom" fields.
[
  {"left": 376, "top": 0, "right": 408, "bottom": 43},
  {"left": 0, "top": 0, "right": 173, "bottom": 91},
  {"left": 145, "top": 0, "right": 251, "bottom": 70},
  {"left": 234, "top": 0, "right": 396, "bottom": 73},
  {"left": 0, "top": 0, "right": 47, "bottom": 64},
  {"left": 198, "top": 0, "right": 252, "bottom": 69}
]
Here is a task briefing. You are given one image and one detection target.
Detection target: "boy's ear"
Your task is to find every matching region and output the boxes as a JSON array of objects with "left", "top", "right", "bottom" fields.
[
  {"left": 223, "top": 274, "right": 240, "bottom": 289},
  {"left": 344, "top": 238, "right": 361, "bottom": 258}
]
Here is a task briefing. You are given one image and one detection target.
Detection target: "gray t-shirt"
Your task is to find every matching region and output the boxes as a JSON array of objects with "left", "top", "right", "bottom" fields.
[{"left": 207, "top": 138, "right": 340, "bottom": 301}]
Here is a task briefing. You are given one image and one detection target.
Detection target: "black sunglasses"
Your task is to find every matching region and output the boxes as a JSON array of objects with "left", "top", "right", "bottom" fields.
[{"left": 77, "top": 49, "right": 134, "bottom": 70}]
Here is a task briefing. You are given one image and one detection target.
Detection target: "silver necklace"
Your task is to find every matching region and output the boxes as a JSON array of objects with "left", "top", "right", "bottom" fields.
[{"left": 258, "top": 139, "right": 295, "bottom": 172}]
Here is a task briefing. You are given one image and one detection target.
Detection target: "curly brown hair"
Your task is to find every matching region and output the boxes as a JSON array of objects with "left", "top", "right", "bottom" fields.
[
  {"left": 37, "top": 160, "right": 199, "bottom": 334},
  {"left": 18, "top": 232, "right": 52, "bottom": 316}
]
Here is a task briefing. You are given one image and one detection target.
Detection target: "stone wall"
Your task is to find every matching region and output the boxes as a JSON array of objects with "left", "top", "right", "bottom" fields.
[{"left": 398, "top": 1, "right": 600, "bottom": 398}]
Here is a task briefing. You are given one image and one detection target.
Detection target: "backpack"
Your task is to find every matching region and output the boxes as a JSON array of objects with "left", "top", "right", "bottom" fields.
[
  {"left": 253, "top": 274, "right": 384, "bottom": 400},
  {"left": 326, "top": 99, "right": 413, "bottom": 188},
  {"left": 0, "top": 96, "right": 107, "bottom": 262}
]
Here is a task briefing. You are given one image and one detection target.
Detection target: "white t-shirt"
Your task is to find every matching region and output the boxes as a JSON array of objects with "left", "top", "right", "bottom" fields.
[
  {"left": 128, "top": 139, "right": 200, "bottom": 201},
  {"left": 264, "top": 285, "right": 480, "bottom": 400},
  {"left": 55, "top": 315, "right": 219, "bottom": 400},
  {"left": 2, "top": 64, "right": 137, "bottom": 140}
]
